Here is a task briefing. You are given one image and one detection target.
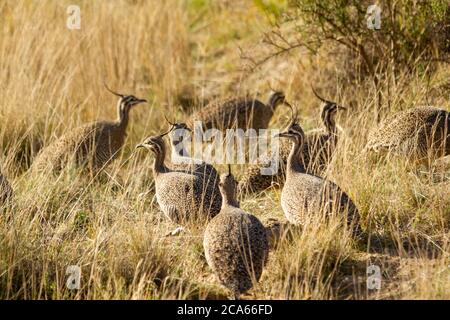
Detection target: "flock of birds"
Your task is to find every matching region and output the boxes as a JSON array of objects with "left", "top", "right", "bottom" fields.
[{"left": 1, "top": 85, "right": 449, "bottom": 299}]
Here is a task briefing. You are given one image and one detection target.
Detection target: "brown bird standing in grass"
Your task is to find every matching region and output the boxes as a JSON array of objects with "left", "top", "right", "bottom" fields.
[
  {"left": 203, "top": 165, "right": 268, "bottom": 300},
  {"left": 188, "top": 91, "right": 289, "bottom": 130},
  {"left": 0, "top": 170, "right": 13, "bottom": 206},
  {"left": 276, "top": 107, "right": 361, "bottom": 236},
  {"left": 238, "top": 89, "right": 345, "bottom": 195},
  {"left": 136, "top": 132, "right": 221, "bottom": 225},
  {"left": 304, "top": 87, "right": 346, "bottom": 172},
  {"left": 366, "top": 106, "right": 450, "bottom": 164},
  {"left": 31, "top": 86, "right": 147, "bottom": 175},
  {"left": 163, "top": 118, "right": 222, "bottom": 219}
]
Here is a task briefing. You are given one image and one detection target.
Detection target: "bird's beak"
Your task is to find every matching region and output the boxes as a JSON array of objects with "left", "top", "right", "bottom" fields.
[
  {"left": 138, "top": 99, "right": 147, "bottom": 104},
  {"left": 283, "top": 101, "right": 292, "bottom": 108},
  {"left": 337, "top": 104, "right": 347, "bottom": 111},
  {"left": 135, "top": 143, "right": 147, "bottom": 150},
  {"left": 273, "top": 131, "right": 290, "bottom": 138}
]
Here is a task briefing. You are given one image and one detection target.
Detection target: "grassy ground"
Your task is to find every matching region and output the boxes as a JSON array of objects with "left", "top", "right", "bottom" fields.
[{"left": 0, "top": 0, "right": 449, "bottom": 299}]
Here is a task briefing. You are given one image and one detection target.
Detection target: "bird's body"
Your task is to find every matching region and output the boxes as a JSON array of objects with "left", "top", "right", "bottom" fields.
[
  {"left": 204, "top": 209, "right": 268, "bottom": 298},
  {"left": 281, "top": 167, "right": 357, "bottom": 228},
  {"left": 0, "top": 171, "right": 13, "bottom": 206},
  {"left": 155, "top": 170, "right": 219, "bottom": 222},
  {"left": 169, "top": 160, "right": 219, "bottom": 193},
  {"left": 138, "top": 134, "right": 221, "bottom": 224},
  {"left": 302, "top": 128, "right": 337, "bottom": 173},
  {"left": 31, "top": 89, "right": 147, "bottom": 174},
  {"left": 236, "top": 155, "right": 278, "bottom": 195},
  {"left": 366, "top": 106, "right": 450, "bottom": 161},
  {"left": 238, "top": 91, "right": 342, "bottom": 195},
  {"left": 277, "top": 115, "right": 360, "bottom": 235},
  {"left": 189, "top": 92, "right": 287, "bottom": 131},
  {"left": 203, "top": 167, "right": 268, "bottom": 299},
  {"left": 32, "top": 121, "right": 126, "bottom": 173}
]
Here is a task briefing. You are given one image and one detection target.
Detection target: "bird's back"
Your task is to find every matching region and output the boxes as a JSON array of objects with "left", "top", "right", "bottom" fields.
[
  {"left": 189, "top": 96, "right": 270, "bottom": 130},
  {"left": 32, "top": 121, "right": 125, "bottom": 174},
  {"left": 238, "top": 128, "right": 335, "bottom": 195},
  {"left": 282, "top": 171, "right": 358, "bottom": 230},
  {"left": 203, "top": 208, "right": 268, "bottom": 295},
  {"left": 169, "top": 158, "right": 219, "bottom": 182},
  {"left": 155, "top": 169, "right": 221, "bottom": 223},
  {"left": 367, "top": 106, "right": 450, "bottom": 158}
]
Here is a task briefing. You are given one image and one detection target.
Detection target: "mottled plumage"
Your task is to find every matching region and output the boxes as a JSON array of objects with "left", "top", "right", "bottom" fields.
[
  {"left": 189, "top": 91, "right": 288, "bottom": 130},
  {"left": 203, "top": 166, "right": 268, "bottom": 299},
  {"left": 137, "top": 133, "right": 221, "bottom": 224},
  {"left": 238, "top": 91, "right": 344, "bottom": 195},
  {"left": 31, "top": 88, "right": 147, "bottom": 174},
  {"left": 0, "top": 171, "right": 13, "bottom": 206},
  {"left": 277, "top": 116, "right": 360, "bottom": 235},
  {"left": 366, "top": 106, "right": 450, "bottom": 162}
]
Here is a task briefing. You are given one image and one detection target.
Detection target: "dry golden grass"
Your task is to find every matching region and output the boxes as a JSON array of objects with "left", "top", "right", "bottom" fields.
[{"left": 0, "top": 0, "right": 449, "bottom": 299}]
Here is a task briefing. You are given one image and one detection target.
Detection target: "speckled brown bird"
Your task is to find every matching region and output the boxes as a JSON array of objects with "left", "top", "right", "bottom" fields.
[
  {"left": 366, "top": 106, "right": 450, "bottom": 163},
  {"left": 303, "top": 87, "right": 346, "bottom": 172},
  {"left": 188, "top": 91, "right": 288, "bottom": 131},
  {"left": 136, "top": 132, "right": 221, "bottom": 224},
  {"left": 238, "top": 89, "right": 345, "bottom": 195},
  {"left": 203, "top": 165, "right": 269, "bottom": 299},
  {"left": 276, "top": 112, "right": 361, "bottom": 236},
  {"left": 0, "top": 170, "right": 13, "bottom": 206},
  {"left": 164, "top": 118, "right": 222, "bottom": 211},
  {"left": 31, "top": 86, "right": 147, "bottom": 175}
]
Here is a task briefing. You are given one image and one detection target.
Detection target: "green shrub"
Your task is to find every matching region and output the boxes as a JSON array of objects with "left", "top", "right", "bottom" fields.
[{"left": 262, "top": 0, "right": 449, "bottom": 77}]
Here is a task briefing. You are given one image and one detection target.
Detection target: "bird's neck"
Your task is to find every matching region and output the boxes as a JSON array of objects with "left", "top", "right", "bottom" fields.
[
  {"left": 221, "top": 190, "right": 240, "bottom": 209},
  {"left": 322, "top": 109, "right": 336, "bottom": 134},
  {"left": 266, "top": 100, "right": 277, "bottom": 115},
  {"left": 325, "top": 119, "right": 336, "bottom": 134},
  {"left": 152, "top": 151, "right": 168, "bottom": 175},
  {"left": 118, "top": 112, "right": 129, "bottom": 130},
  {"left": 286, "top": 140, "right": 304, "bottom": 174},
  {"left": 267, "top": 96, "right": 280, "bottom": 112},
  {"left": 116, "top": 103, "right": 130, "bottom": 130},
  {"left": 325, "top": 121, "right": 339, "bottom": 147}
]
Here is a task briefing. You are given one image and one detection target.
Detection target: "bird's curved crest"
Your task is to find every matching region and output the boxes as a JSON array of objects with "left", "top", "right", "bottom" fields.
[
  {"left": 285, "top": 101, "right": 298, "bottom": 123},
  {"left": 104, "top": 83, "right": 124, "bottom": 98}
]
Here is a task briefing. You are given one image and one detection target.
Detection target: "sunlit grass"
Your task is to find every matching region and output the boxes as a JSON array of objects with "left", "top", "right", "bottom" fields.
[{"left": 0, "top": 0, "right": 449, "bottom": 299}]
